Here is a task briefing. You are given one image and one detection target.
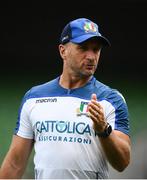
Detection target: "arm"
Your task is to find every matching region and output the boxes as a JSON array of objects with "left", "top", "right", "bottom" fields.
[
  {"left": 99, "top": 130, "right": 131, "bottom": 171},
  {"left": 88, "top": 94, "right": 131, "bottom": 172},
  {"left": 0, "top": 135, "right": 34, "bottom": 178}
]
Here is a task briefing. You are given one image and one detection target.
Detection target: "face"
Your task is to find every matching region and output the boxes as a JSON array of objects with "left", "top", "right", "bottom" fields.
[{"left": 59, "top": 38, "right": 102, "bottom": 78}]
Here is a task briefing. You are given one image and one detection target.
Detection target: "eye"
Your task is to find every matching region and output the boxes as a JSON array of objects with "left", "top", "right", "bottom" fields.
[
  {"left": 93, "top": 47, "right": 101, "bottom": 53},
  {"left": 78, "top": 45, "right": 88, "bottom": 51},
  {"left": 77, "top": 44, "right": 101, "bottom": 53}
]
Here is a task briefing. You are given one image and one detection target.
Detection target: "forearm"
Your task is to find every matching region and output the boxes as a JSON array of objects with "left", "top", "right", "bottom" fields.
[
  {"left": 0, "top": 154, "right": 25, "bottom": 178},
  {"left": 88, "top": 94, "right": 131, "bottom": 171},
  {"left": 99, "top": 130, "right": 131, "bottom": 171},
  {"left": 0, "top": 135, "right": 33, "bottom": 179}
]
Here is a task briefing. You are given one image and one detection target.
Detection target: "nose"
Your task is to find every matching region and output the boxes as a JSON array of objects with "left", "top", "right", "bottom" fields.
[{"left": 85, "top": 50, "right": 95, "bottom": 61}]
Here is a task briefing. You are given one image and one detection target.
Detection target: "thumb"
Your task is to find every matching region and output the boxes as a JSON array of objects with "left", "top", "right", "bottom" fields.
[{"left": 91, "top": 93, "right": 97, "bottom": 101}]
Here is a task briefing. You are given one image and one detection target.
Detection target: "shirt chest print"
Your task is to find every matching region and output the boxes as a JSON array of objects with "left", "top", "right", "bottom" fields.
[{"left": 76, "top": 101, "right": 89, "bottom": 117}]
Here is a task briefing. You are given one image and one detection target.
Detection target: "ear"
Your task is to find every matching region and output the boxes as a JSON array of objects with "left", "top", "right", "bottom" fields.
[{"left": 59, "top": 44, "right": 67, "bottom": 60}]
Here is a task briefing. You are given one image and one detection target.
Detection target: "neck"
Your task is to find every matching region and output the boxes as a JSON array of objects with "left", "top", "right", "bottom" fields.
[{"left": 59, "top": 72, "right": 92, "bottom": 89}]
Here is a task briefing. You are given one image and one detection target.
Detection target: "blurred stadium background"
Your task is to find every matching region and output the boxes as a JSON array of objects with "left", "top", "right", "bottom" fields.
[{"left": 0, "top": 0, "right": 147, "bottom": 178}]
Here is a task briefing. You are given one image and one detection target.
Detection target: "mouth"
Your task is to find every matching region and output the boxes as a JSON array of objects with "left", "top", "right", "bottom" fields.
[{"left": 86, "top": 64, "right": 95, "bottom": 70}]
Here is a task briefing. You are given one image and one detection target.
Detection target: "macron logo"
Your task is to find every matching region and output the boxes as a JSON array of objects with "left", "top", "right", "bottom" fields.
[{"left": 36, "top": 98, "right": 57, "bottom": 103}]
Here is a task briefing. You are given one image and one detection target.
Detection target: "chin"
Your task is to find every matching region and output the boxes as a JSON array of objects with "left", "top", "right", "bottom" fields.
[
  {"left": 85, "top": 70, "right": 95, "bottom": 76},
  {"left": 80, "top": 72, "right": 94, "bottom": 78}
]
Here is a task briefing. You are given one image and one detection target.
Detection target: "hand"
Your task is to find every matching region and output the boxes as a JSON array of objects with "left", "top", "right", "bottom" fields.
[{"left": 88, "top": 93, "right": 107, "bottom": 133}]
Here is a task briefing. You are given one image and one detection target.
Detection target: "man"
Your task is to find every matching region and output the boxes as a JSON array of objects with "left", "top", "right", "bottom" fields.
[{"left": 0, "top": 18, "right": 131, "bottom": 179}]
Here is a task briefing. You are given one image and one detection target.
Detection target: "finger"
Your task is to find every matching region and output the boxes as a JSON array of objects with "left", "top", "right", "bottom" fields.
[
  {"left": 89, "top": 101, "right": 103, "bottom": 112},
  {"left": 88, "top": 109, "right": 97, "bottom": 123},
  {"left": 91, "top": 93, "right": 97, "bottom": 101},
  {"left": 89, "top": 106, "right": 104, "bottom": 120},
  {"left": 88, "top": 107, "right": 106, "bottom": 132},
  {"left": 88, "top": 106, "right": 98, "bottom": 118}
]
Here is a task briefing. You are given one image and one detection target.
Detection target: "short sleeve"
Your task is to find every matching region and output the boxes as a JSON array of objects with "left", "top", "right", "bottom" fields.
[
  {"left": 14, "top": 89, "right": 34, "bottom": 139},
  {"left": 106, "top": 90, "right": 130, "bottom": 136}
]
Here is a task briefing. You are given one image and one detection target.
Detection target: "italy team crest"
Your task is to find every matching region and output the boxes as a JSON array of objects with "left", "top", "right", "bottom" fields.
[
  {"left": 76, "top": 101, "right": 89, "bottom": 117},
  {"left": 83, "top": 22, "right": 97, "bottom": 33}
]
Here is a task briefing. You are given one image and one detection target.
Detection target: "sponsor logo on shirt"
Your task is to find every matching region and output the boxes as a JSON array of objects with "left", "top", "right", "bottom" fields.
[
  {"left": 36, "top": 98, "right": 57, "bottom": 103},
  {"left": 36, "top": 120, "right": 91, "bottom": 135},
  {"left": 35, "top": 120, "right": 94, "bottom": 144}
]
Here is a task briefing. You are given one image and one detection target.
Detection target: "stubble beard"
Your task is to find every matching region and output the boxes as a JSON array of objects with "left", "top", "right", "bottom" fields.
[{"left": 74, "top": 67, "right": 96, "bottom": 79}]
